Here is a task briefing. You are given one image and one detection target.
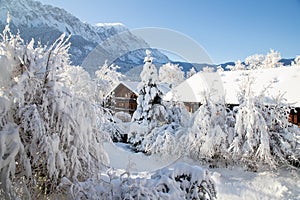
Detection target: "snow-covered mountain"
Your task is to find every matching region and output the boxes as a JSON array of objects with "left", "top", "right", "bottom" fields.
[{"left": 0, "top": 0, "right": 169, "bottom": 76}]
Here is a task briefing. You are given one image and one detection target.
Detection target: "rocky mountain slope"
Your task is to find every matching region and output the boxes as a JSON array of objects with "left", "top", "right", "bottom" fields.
[{"left": 0, "top": 0, "right": 169, "bottom": 76}]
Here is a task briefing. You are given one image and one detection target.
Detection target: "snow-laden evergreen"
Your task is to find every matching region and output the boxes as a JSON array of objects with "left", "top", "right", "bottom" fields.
[
  {"left": 0, "top": 19, "right": 109, "bottom": 199},
  {"left": 129, "top": 50, "right": 168, "bottom": 150}
]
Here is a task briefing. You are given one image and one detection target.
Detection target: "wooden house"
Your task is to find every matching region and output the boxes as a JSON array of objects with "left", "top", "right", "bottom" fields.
[{"left": 106, "top": 81, "right": 139, "bottom": 115}]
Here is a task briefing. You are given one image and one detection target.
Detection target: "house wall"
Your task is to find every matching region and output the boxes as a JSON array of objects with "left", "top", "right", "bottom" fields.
[
  {"left": 289, "top": 107, "right": 300, "bottom": 126},
  {"left": 183, "top": 102, "right": 201, "bottom": 113},
  {"left": 110, "top": 84, "right": 137, "bottom": 115}
]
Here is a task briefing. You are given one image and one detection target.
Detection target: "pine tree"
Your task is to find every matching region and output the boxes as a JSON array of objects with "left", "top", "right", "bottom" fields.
[
  {"left": 129, "top": 50, "right": 168, "bottom": 150},
  {"left": 132, "top": 50, "right": 166, "bottom": 125}
]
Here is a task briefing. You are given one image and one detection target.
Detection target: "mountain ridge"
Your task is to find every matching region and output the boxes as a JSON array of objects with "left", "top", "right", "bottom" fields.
[{"left": 0, "top": 0, "right": 169, "bottom": 75}]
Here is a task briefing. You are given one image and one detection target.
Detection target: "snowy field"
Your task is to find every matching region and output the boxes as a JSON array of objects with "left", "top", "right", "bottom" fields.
[{"left": 105, "top": 142, "right": 300, "bottom": 200}]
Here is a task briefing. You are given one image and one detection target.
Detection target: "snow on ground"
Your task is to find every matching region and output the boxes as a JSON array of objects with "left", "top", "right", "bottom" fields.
[
  {"left": 105, "top": 142, "right": 300, "bottom": 199},
  {"left": 104, "top": 142, "right": 181, "bottom": 172},
  {"left": 211, "top": 167, "right": 300, "bottom": 200}
]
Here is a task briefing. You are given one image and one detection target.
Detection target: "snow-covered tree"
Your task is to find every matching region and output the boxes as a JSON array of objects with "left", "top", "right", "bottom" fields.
[
  {"left": 187, "top": 67, "right": 197, "bottom": 78},
  {"left": 229, "top": 76, "right": 273, "bottom": 170},
  {"left": 234, "top": 60, "right": 246, "bottom": 71},
  {"left": 229, "top": 75, "right": 300, "bottom": 170},
  {"left": 292, "top": 55, "right": 300, "bottom": 66},
  {"left": 216, "top": 65, "right": 224, "bottom": 72},
  {"left": 262, "top": 49, "right": 283, "bottom": 68},
  {"left": 129, "top": 50, "right": 168, "bottom": 150},
  {"left": 131, "top": 50, "right": 166, "bottom": 125},
  {"left": 58, "top": 65, "right": 96, "bottom": 101},
  {"left": 159, "top": 62, "right": 184, "bottom": 88},
  {"left": 95, "top": 60, "right": 124, "bottom": 98},
  {"left": 245, "top": 54, "right": 265, "bottom": 70},
  {"left": 202, "top": 66, "right": 215, "bottom": 72},
  {"left": 188, "top": 94, "right": 231, "bottom": 166},
  {"left": 0, "top": 19, "right": 108, "bottom": 199},
  {"left": 245, "top": 50, "right": 283, "bottom": 70}
]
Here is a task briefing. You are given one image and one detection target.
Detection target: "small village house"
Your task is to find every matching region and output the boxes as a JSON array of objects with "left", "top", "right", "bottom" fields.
[
  {"left": 106, "top": 81, "right": 139, "bottom": 115},
  {"left": 163, "top": 65, "right": 300, "bottom": 126}
]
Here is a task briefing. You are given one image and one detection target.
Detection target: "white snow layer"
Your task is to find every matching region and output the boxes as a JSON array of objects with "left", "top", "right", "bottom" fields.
[
  {"left": 105, "top": 142, "right": 300, "bottom": 199},
  {"left": 164, "top": 66, "right": 300, "bottom": 107}
]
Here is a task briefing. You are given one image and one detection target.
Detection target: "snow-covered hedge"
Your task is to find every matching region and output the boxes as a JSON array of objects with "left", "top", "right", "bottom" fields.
[{"left": 60, "top": 163, "right": 216, "bottom": 200}]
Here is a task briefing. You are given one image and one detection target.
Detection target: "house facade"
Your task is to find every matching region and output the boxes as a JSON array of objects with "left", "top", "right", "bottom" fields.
[{"left": 106, "top": 82, "right": 139, "bottom": 115}]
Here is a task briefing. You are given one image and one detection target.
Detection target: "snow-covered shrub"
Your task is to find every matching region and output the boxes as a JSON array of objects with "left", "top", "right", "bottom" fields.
[
  {"left": 292, "top": 55, "right": 300, "bottom": 66},
  {"left": 229, "top": 75, "right": 300, "bottom": 170},
  {"left": 115, "top": 111, "right": 131, "bottom": 122},
  {"left": 166, "top": 101, "right": 191, "bottom": 127},
  {"left": 227, "top": 60, "right": 245, "bottom": 71},
  {"left": 187, "top": 67, "right": 197, "bottom": 78},
  {"left": 142, "top": 123, "right": 188, "bottom": 156},
  {"left": 262, "top": 49, "right": 283, "bottom": 68},
  {"left": 128, "top": 122, "right": 149, "bottom": 151},
  {"left": 188, "top": 95, "right": 231, "bottom": 167},
  {"left": 258, "top": 95, "right": 300, "bottom": 168},
  {"left": 60, "top": 163, "right": 216, "bottom": 200},
  {"left": 245, "top": 49, "right": 282, "bottom": 70},
  {"left": 245, "top": 54, "right": 265, "bottom": 70},
  {"left": 0, "top": 19, "right": 108, "bottom": 199}
]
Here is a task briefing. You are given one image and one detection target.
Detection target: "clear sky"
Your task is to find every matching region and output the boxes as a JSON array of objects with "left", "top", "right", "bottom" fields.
[{"left": 38, "top": 0, "right": 300, "bottom": 64}]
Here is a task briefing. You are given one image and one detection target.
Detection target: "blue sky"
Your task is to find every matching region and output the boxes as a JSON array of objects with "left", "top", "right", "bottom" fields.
[{"left": 39, "top": 0, "right": 300, "bottom": 64}]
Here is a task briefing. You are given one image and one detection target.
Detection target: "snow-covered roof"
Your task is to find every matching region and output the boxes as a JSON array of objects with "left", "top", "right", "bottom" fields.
[
  {"left": 105, "top": 81, "right": 139, "bottom": 98},
  {"left": 164, "top": 65, "right": 300, "bottom": 107},
  {"left": 163, "top": 72, "right": 225, "bottom": 103},
  {"left": 107, "top": 81, "right": 171, "bottom": 98},
  {"left": 121, "top": 81, "right": 140, "bottom": 95}
]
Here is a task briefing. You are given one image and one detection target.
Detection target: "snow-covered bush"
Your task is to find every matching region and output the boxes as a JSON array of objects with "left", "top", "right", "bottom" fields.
[
  {"left": 188, "top": 95, "right": 231, "bottom": 167},
  {"left": 245, "top": 49, "right": 282, "bottom": 70},
  {"left": 229, "top": 75, "right": 300, "bottom": 170},
  {"left": 142, "top": 123, "right": 188, "bottom": 155},
  {"left": 292, "top": 55, "right": 300, "bottom": 66},
  {"left": 227, "top": 60, "right": 245, "bottom": 71},
  {"left": 187, "top": 67, "right": 197, "bottom": 78},
  {"left": 0, "top": 19, "right": 108, "bottom": 199},
  {"left": 115, "top": 111, "right": 131, "bottom": 122},
  {"left": 202, "top": 66, "right": 215, "bottom": 72},
  {"left": 262, "top": 49, "right": 283, "bottom": 68},
  {"left": 60, "top": 163, "right": 217, "bottom": 200},
  {"left": 245, "top": 54, "right": 265, "bottom": 70}
]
